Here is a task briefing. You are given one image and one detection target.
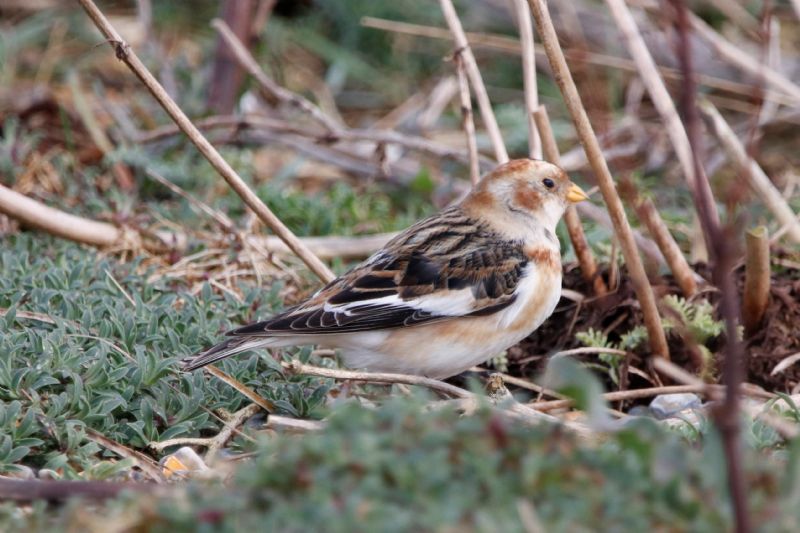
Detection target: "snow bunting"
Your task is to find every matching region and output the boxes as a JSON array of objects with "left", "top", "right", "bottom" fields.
[{"left": 182, "top": 159, "right": 588, "bottom": 378}]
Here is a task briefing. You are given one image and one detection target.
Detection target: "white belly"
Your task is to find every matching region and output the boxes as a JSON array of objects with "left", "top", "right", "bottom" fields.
[{"left": 332, "top": 266, "right": 562, "bottom": 378}]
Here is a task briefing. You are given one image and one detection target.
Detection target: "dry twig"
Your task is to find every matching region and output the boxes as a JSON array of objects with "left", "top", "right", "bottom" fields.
[
  {"left": 511, "top": 0, "right": 542, "bottom": 159},
  {"left": 699, "top": 98, "right": 800, "bottom": 244},
  {"left": 619, "top": 179, "right": 698, "bottom": 297},
  {"left": 669, "top": 4, "right": 749, "bottom": 528},
  {"left": 527, "top": 0, "right": 669, "bottom": 360},
  {"left": 203, "top": 364, "right": 277, "bottom": 412},
  {"left": 686, "top": 10, "right": 800, "bottom": 103},
  {"left": 529, "top": 383, "right": 773, "bottom": 413},
  {"left": 453, "top": 50, "right": 480, "bottom": 185},
  {"left": 360, "top": 16, "right": 795, "bottom": 107},
  {"left": 438, "top": 0, "right": 509, "bottom": 163},
  {"left": 211, "top": 18, "right": 339, "bottom": 131},
  {"left": 283, "top": 360, "right": 473, "bottom": 399},
  {"left": 76, "top": 0, "right": 335, "bottom": 283},
  {"left": 84, "top": 428, "right": 166, "bottom": 483},
  {"left": 604, "top": 0, "right": 718, "bottom": 223},
  {"left": 0, "top": 184, "right": 393, "bottom": 260},
  {"left": 137, "top": 114, "right": 491, "bottom": 168},
  {"left": 151, "top": 403, "right": 261, "bottom": 463},
  {"left": 533, "top": 105, "right": 606, "bottom": 295}
]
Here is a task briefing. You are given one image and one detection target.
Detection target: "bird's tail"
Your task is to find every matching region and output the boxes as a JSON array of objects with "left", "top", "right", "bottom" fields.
[{"left": 181, "top": 337, "right": 280, "bottom": 371}]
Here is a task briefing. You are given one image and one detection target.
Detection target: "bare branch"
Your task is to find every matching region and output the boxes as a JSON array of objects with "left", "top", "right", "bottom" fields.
[
  {"left": 668, "top": 3, "right": 750, "bottom": 529},
  {"left": 84, "top": 428, "right": 166, "bottom": 483},
  {"left": 533, "top": 105, "right": 606, "bottom": 295},
  {"left": 360, "top": 16, "right": 795, "bottom": 107},
  {"left": 527, "top": 0, "right": 669, "bottom": 360},
  {"left": 283, "top": 360, "right": 473, "bottom": 399},
  {"left": 687, "top": 10, "right": 800, "bottom": 103},
  {"left": 619, "top": 178, "right": 698, "bottom": 297},
  {"left": 453, "top": 50, "right": 480, "bottom": 185},
  {"left": 512, "top": 0, "right": 542, "bottom": 159},
  {"left": 76, "top": 0, "right": 335, "bottom": 283},
  {"left": 530, "top": 383, "right": 773, "bottom": 412},
  {"left": 604, "top": 0, "right": 718, "bottom": 224},
  {"left": 151, "top": 403, "right": 261, "bottom": 462},
  {"left": 439, "top": 0, "right": 509, "bottom": 163},
  {"left": 699, "top": 98, "right": 800, "bottom": 244},
  {"left": 211, "top": 18, "right": 340, "bottom": 132}
]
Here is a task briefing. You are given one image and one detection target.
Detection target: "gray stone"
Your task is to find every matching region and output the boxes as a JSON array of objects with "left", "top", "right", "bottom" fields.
[{"left": 649, "top": 393, "right": 703, "bottom": 419}]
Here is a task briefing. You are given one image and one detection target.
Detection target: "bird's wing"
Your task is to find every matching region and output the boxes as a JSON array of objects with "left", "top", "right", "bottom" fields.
[{"left": 229, "top": 207, "right": 531, "bottom": 337}]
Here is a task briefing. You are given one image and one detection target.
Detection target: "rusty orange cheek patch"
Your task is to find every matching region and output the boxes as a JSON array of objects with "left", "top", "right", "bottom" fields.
[
  {"left": 524, "top": 245, "right": 560, "bottom": 272},
  {"left": 513, "top": 186, "right": 543, "bottom": 211}
]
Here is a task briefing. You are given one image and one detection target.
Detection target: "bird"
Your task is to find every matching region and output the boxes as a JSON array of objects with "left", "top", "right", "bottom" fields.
[{"left": 181, "top": 159, "right": 588, "bottom": 379}]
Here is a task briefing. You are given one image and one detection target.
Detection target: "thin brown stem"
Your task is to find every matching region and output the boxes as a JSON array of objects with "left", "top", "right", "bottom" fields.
[
  {"left": 359, "top": 16, "right": 794, "bottom": 107},
  {"left": 283, "top": 360, "right": 473, "bottom": 399},
  {"left": 619, "top": 178, "right": 698, "bottom": 297},
  {"left": 529, "top": 383, "right": 772, "bottom": 412},
  {"left": 512, "top": 0, "right": 542, "bottom": 159},
  {"left": 76, "top": 0, "right": 335, "bottom": 283},
  {"left": 453, "top": 50, "right": 480, "bottom": 185},
  {"left": 84, "top": 428, "right": 166, "bottom": 483},
  {"left": 742, "top": 226, "right": 770, "bottom": 336},
  {"left": 0, "top": 479, "right": 156, "bottom": 502},
  {"left": 699, "top": 98, "right": 800, "bottom": 244},
  {"left": 686, "top": 10, "right": 800, "bottom": 103},
  {"left": 211, "top": 18, "right": 339, "bottom": 131},
  {"left": 669, "top": 2, "right": 750, "bottom": 531},
  {"left": 533, "top": 105, "right": 606, "bottom": 295},
  {"left": 604, "top": 0, "right": 718, "bottom": 224},
  {"left": 527, "top": 0, "right": 669, "bottom": 360},
  {"left": 137, "top": 114, "right": 491, "bottom": 168},
  {"left": 439, "top": 0, "right": 509, "bottom": 163},
  {"left": 151, "top": 403, "right": 260, "bottom": 463}
]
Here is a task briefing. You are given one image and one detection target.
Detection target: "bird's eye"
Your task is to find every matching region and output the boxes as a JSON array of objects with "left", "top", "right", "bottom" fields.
[{"left": 543, "top": 178, "right": 555, "bottom": 189}]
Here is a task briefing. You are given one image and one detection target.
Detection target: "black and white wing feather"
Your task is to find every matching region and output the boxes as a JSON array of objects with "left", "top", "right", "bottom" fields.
[{"left": 182, "top": 207, "right": 531, "bottom": 371}]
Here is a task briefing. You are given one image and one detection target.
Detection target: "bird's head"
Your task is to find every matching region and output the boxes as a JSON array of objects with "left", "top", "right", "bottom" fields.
[{"left": 463, "top": 159, "right": 588, "bottom": 237}]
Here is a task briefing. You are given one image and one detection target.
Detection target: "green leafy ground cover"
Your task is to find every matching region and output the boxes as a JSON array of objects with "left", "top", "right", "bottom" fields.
[
  {"left": 1, "top": 235, "right": 799, "bottom": 532},
  {"left": 3, "top": 398, "right": 800, "bottom": 532},
  {"left": 3, "top": 1, "right": 800, "bottom": 530}
]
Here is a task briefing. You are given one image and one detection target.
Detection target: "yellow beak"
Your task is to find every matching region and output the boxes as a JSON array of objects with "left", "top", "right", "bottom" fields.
[{"left": 566, "top": 183, "right": 589, "bottom": 203}]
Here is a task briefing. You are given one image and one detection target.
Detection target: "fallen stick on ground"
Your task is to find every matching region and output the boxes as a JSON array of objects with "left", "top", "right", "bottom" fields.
[
  {"left": 0, "top": 183, "right": 123, "bottom": 247},
  {"left": 283, "top": 360, "right": 592, "bottom": 436},
  {"left": 136, "top": 114, "right": 494, "bottom": 169},
  {"left": 0, "top": 183, "right": 397, "bottom": 259}
]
